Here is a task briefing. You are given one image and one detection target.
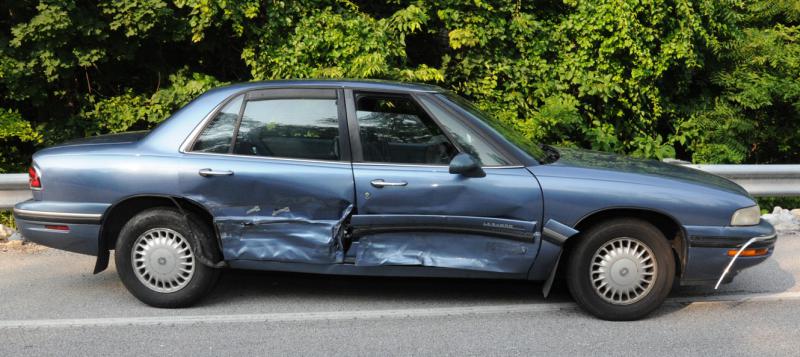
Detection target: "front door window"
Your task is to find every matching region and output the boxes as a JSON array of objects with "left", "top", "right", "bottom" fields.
[{"left": 355, "top": 94, "right": 457, "bottom": 165}]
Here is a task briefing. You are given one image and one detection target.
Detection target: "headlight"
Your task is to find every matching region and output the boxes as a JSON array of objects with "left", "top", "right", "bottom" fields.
[{"left": 731, "top": 205, "right": 761, "bottom": 226}]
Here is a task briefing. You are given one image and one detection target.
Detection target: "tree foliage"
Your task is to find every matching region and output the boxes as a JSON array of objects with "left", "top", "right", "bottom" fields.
[{"left": 0, "top": 0, "right": 798, "bottom": 172}]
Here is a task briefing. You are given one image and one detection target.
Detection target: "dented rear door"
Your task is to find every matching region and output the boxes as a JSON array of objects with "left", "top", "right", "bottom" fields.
[{"left": 180, "top": 88, "right": 355, "bottom": 264}]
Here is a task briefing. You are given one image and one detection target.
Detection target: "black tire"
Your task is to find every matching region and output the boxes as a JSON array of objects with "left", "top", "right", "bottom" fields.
[
  {"left": 566, "top": 218, "right": 675, "bottom": 320},
  {"left": 115, "top": 207, "right": 221, "bottom": 308}
]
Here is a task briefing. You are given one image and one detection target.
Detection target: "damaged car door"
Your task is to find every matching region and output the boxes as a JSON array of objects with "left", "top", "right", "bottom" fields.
[
  {"left": 346, "top": 91, "right": 544, "bottom": 274},
  {"left": 180, "top": 88, "right": 355, "bottom": 264}
]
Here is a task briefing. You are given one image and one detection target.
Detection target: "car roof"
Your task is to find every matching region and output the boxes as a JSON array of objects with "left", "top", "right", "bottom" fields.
[{"left": 215, "top": 79, "right": 445, "bottom": 93}]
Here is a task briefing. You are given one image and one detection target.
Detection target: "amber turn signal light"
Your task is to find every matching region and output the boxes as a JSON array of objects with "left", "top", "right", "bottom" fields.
[{"left": 727, "top": 248, "right": 769, "bottom": 257}]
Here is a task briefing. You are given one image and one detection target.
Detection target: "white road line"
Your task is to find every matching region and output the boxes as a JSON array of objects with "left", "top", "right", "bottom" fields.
[
  {"left": 666, "top": 290, "right": 800, "bottom": 305},
  {"left": 1, "top": 291, "right": 799, "bottom": 329},
  {"left": 0, "top": 303, "right": 576, "bottom": 329}
]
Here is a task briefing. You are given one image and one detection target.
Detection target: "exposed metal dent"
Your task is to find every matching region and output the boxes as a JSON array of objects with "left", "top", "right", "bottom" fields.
[{"left": 540, "top": 219, "right": 580, "bottom": 298}]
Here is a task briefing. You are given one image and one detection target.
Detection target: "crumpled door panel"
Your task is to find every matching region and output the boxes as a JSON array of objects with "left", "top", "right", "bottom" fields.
[
  {"left": 354, "top": 232, "right": 538, "bottom": 273},
  {"left": 180, "top": 155, "right": 355, "bottom": 265},
  {"left": 218, "top": 204, "right": 353, "bottom": 264}
]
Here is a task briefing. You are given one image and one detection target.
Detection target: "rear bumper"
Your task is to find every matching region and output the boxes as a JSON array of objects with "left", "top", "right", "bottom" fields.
[
  {"left": 12, "top": 200, "right": 106, "bottom": 256},
  {"left": 681, "top": 219, "right": 776, "bottom": 286}
]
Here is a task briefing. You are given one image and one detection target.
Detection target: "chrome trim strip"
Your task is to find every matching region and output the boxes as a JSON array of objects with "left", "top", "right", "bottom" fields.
[
  {"left": 13, "top": 208, "right": 102, "bottom": 221},
  {"left": 181, "top": 151, "right": 352, "bottom": 165},
  {"left": 182, "top": 151, "right": 526, "bottom": 168},
  {"left": 353, "top": 162, "right": 525, "bottom": 169},
  {"left": 714, "top": 234, "right": 776, "bottom": 289}
]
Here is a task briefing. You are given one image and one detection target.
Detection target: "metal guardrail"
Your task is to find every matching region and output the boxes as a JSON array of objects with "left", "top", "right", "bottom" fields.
[
  {"left": 0, "top": 164, "right": 799, "bottom": 209},
  {"left": 0, "top": 174, "right": 31, "bottom": 210},
  {"left": 682, "top": 164, "right": 800, "bottom": 197}
]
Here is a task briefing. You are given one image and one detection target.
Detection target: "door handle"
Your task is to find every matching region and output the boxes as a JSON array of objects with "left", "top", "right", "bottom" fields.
[
  {"left": 198, "top": 168, "right": 234, "bottom": 177},
  {"left": 370, "top": 179, "right": 407, "bottom": 188}
]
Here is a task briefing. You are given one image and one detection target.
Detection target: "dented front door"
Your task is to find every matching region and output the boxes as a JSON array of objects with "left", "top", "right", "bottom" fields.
[
  {"left": 349, "top": 165, "right": 542, "bottom": 273},
  {"left": 180, "top": 88, "right": 355, "bottom": 264},
  {"left": 345, "top": 91, "right": 544, "bottom": 274}
]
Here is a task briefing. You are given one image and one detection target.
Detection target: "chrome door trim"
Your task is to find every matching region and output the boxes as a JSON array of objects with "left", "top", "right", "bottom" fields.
[
  {"left": 181, "top": 151, "right": 352, "bottom": 166},
  {"left": 13, "top": 208, "right": 102, "bottom": 222},
  {"left": 353, "top": 162, "right": 524, "bottom": 169},
  {"left": 714, "top": 234, "right": 776, "bottom": 289}
]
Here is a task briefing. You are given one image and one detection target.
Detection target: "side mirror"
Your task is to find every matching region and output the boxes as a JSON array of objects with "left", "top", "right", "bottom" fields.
[{"left": 449, "top": 153, "right": 486, "bottom": 178}]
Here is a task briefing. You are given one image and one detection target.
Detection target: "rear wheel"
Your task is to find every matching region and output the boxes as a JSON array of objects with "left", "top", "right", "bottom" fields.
[
  {"left": 115, "top": 207, "right": 220, "bottom": 308},
  {"left": 566, "top": 218, "right": 675, "bottom": 320}
]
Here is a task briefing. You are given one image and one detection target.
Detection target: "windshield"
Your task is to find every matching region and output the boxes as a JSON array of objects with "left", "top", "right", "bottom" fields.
[{"left": 435, "top": 93, "right": 551, "bottom": 163}]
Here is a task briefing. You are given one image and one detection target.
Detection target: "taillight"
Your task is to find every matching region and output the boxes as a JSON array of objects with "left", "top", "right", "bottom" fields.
[{"left": 28, "top": 166, "right": 41, "bottom": 189}]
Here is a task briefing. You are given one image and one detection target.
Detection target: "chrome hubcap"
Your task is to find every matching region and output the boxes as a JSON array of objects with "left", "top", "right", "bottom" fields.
[
  {"left": 132, "top": 228, "right": 195, "bottom": 293},
  {"left": 590, "top": 237, "right": 657, "bottom": 305}
]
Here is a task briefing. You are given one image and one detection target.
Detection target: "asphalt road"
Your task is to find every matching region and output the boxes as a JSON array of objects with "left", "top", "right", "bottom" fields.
[{"left": 1, "top": 233, "right": 799, "bottom": 356}]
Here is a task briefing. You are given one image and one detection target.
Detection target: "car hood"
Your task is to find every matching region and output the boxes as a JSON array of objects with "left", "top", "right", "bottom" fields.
[{"left": 548, "top": 147, "right": 750, "bottom": 196}]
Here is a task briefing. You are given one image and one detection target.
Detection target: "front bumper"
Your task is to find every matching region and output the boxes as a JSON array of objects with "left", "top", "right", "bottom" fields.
[
  {"left": 12, "top": 200, "right": 106, "bottom": 256},
  {"left": 681, "top": 219, "right": 777, "bottom": 286}
]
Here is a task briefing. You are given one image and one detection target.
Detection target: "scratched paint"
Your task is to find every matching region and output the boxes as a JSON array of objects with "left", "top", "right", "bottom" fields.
[
  {"left": 218, "top": 204, "right": 353, "bottom": 264},
  {"left": 353, "top": 232, "right": 537, "bottom": 273}
]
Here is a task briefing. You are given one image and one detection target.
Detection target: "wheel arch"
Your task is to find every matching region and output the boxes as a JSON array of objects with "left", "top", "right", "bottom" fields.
[
  {"left": 93, "top": 194, "right": 221, "bottom": 273},
  {"left": 568, "top": 207, "right": 687, "bottom": 279}
]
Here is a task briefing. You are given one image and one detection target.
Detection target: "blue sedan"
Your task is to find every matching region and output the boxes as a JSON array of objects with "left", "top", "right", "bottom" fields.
[{"left": 13, "top": 80, "right": 776, "bottom": 320}]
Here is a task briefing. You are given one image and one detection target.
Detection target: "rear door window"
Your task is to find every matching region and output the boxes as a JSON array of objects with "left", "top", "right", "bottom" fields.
[
  {"left": 191, "top": 95, "right": 243, "bottom": 153},
  {"left": 233, "top": 96, "right": 342, "bottom": 161}
]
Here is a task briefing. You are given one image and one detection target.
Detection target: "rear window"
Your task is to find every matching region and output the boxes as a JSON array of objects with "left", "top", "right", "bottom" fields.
[
  {"left": 192, "top": 95, "right": 243, "bottom": 153},
  {"left": 233, "top": 98, "right": 341, "bottom": 161}
]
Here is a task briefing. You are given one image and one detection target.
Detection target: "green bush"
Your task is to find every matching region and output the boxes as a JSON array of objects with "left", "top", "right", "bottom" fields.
[
  {"left": 757, "top": 197, "right": 800, "bottom": 214},
  {"left": 0, "top": 210, "right": 15, "bottom": 231},
  {"left": 1, "top": 0, "right": 799, "bottom": 172}
]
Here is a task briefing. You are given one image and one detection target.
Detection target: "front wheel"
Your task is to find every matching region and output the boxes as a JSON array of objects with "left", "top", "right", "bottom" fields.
[
  {"left": 115, "top": 207, "right": 220, "bottom": 308},
  {"left": 566, "top": 218, "right": 675, "bottom": 320}
]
